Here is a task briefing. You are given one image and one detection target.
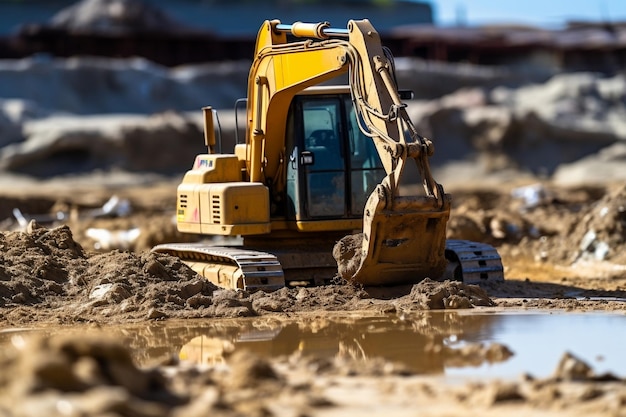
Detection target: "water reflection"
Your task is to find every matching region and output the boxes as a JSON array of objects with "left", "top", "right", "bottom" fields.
[
  {"left": 0, "top": 313, "right": 500, "bottom": 373},
  {"left": 131, "top": 312, "right": 504, "bottom": 373},
  {"left": 2, "top": 311, "right": 624, "bottom": 379}
]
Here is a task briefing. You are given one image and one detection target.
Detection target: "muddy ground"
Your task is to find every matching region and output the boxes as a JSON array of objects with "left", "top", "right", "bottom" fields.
[{"left": 0, "top": 178, "right": 625, "bottom": 416}]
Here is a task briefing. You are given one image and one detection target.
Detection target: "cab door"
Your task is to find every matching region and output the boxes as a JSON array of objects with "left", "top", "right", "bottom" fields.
[
  {"left": 285, "top": 94, "right": 384, "bottom": 221},
  {"left": 300, "top": 97, "right": 346, "bottom": 218}
]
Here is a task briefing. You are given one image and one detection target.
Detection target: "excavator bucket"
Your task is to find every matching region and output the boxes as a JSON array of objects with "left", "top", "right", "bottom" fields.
[{"left": 334, "top": 180, "right": 451, "bottom": 286}]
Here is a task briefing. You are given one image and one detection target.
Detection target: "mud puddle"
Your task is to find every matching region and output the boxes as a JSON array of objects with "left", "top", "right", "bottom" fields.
[{"left": 2, "top": 311, "right": 624, "bottom": 380}]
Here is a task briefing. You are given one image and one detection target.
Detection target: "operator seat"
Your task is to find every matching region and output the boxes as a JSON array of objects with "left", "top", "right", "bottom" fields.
[{"left": 306, "top": 129, "right": 342, "bottom": 170}]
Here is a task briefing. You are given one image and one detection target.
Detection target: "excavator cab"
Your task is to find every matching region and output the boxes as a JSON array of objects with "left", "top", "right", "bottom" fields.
[{"left": 285, "top": 87, "right": 385, "bottom": 221}]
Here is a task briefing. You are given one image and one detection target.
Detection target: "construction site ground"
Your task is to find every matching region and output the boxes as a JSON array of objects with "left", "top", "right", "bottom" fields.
[{"left": 1, "top": 177, "right": 625, "bottom": 417}]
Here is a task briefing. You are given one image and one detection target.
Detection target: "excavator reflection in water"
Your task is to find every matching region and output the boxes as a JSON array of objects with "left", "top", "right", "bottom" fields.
[
  {"left": 175, "top": 313, "right": 510, "bottom": 374},
  {"left": 152, "top": 19, "right": 504, "bottom": 290},
  {"left": 0, "top": 314, "right": 507, "bottom": 374}
]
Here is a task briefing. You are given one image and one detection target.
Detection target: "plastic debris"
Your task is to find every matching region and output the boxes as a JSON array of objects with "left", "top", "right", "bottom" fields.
[
  {"left": 10, "top": 195, "right": 132, "bottom": 231},
  {"left": 578, "top": 229, "right": 610, "bottom": 261},
  {"left": 511, "top": 183, "right": 550, "bottom": 209},
  {"left": 86, "top": 227, "right": 141, "bottom": 250},
  {"left": 12, "top": 208, "right": 67, "bottom": 230},
  {"left": 89, "top": 195, "right": 132, "bottom": 218}
]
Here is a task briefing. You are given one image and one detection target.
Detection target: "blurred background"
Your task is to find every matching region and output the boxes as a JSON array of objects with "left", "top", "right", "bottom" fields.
[{"left": 0, "top": 0, "right": 625, "bottom": 187}]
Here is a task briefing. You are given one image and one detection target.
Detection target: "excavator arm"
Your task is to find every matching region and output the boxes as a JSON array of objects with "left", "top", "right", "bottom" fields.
[{"left": 245, "top": 20, "right": 451, "bottom": 285}]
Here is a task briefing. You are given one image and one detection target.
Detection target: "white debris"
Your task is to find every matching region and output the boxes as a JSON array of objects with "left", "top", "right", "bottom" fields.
[
  {"left": 511, "top": 183, "right": 549, "bottom": 209},
  {"left": 93, "top": 195, "right": 132, "bottom": 218},
  {"left": 85, "top": 227, "right": 141, "bottom": 250},
  {"left": 89, "top": 283, "right": 115, "bottom": 301},
  {"left": 578, "top": 229, "right": 610, "bottom": 261}
]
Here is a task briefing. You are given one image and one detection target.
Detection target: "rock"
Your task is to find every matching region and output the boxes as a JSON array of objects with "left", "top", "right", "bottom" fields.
[
  {"left": 553, "top": 352, "right": 594, "bottom": 381},
  {"left": 89, "top": 283, "right": 132, "bottom": 304},
  {"left": 147, "top": 308, "right": 167, "bottom": 320},
  {"left": 25, "top": 219, "right": 43, "bottom": 233}
]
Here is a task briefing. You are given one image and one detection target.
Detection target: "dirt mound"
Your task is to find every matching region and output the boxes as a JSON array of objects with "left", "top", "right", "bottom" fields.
[
  {"left": 444, "top": 183, "right": 626, "bottom": 278},
  {"left": 1, "top": 111, "right": 206, "bottom": 177},
  {"left": 0, "top": 222, "right": 219, "bottom": 323},
  {"left": 570, "top": 184, "right": 626, "bottom": 264},
  {"left": 0, "top": 222, "right": 86, "bottom": 305},
  {"left": 1, "top": 57, "right": 625, "bottom": 183},
  {"left": 50, "top": 0, "right": 188, "bottom": 34},
  {"left": 0, "top": 223, "right": 497, "bottom": 325},
  {"left": 401, "top": 278, "right": 495, "bottom": 310}
]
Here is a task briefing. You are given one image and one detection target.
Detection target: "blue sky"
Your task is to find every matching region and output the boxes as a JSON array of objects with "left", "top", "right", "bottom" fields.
[{"left": 432, "top": 0, "right": 626, "bottom": 27}]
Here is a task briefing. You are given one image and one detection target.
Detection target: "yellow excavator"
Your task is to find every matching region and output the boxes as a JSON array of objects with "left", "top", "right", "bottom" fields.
[{"left": 152, "top": 19, "right": 503, "bottom": 291}]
